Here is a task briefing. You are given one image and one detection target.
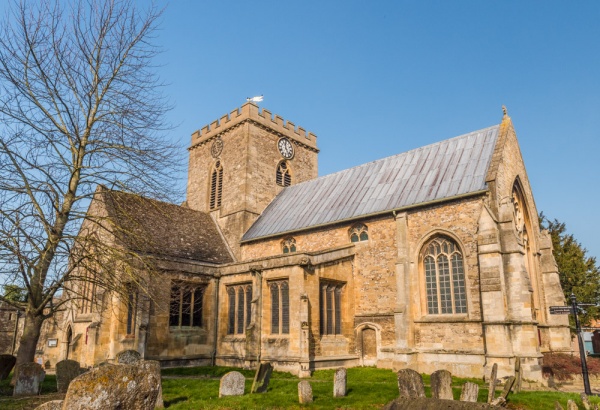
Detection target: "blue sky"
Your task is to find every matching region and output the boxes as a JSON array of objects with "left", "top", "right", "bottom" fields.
[{"left": 152, "top": 1, "right": 600, "bottom": 259}]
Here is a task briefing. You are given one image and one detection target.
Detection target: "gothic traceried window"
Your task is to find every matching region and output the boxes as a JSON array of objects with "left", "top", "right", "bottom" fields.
[
  {"left": 349, "top": 223, "right": 368, "bottom": 242},
  {"left": 270, "top": 280, "right": 289, "bottom": 334},
  {"left": 276, "top": 161, "right": 292, "bottom": 187},
  {"left": 282, "top": 237, "right": 296, "bottom": 254},
  {"left": 320, "top": 281, "right": 344, "bottom": 335},
  {"left": 169, "top": 282, "right": 205, "bottom": 328},
  {"left": 209, "top": 160, "right": 223, "bottom": 210},
  {"left": 422, "top": 236, "right": 467, "bottom": 315},
  {"left": 227, "top": 283, "right": 252, "bottom": 335}
]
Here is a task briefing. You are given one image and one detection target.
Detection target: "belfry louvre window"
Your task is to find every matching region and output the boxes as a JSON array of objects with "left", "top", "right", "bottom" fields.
[
  {"left": 349, "top": 223, "right": 368, "bottom": 242},
  {"left": 422, "top": 236, "right": 467, "bottom": 315},
  {"left": 227, "top": 284, "right": 252, "bottom": 335},
  {"left": 276, "top": 161, "right": 292, "bottom": 187},
  {"left": 126, "top": 284, "right": 138, "bottom": 335},
  {"left": 269, "top": 280, "right": 289, "bottom": 334},
  {"left": 169, "top": 282, "right": 205, "bottom": 328},
  {"left": 320, "top": 281, "right": 344, "bottom": 335},
  {"left": 209, "top": 161, "right": 223, "bottom": 210},
  {"left": 282, "top": 237, "right": 296, "bottom": 254}
]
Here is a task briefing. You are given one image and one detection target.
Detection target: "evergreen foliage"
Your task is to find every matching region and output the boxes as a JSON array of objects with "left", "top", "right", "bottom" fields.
[{"left": 540, "top": 213, "right": 600, "bottom": 327}]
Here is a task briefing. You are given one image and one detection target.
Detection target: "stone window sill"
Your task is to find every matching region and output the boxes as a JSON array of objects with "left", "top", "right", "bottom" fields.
[{"left": 415, "top": 314, "right": 478, "bottom": 323}]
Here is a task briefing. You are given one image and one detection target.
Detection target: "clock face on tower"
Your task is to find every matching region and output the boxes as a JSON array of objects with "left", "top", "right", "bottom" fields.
[{"left": 278, "top": 138, "right": 294, "bottom": 159}]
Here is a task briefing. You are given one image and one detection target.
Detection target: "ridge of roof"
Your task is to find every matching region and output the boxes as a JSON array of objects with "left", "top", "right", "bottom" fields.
[{"left": 242, "top": 124, "right": 500, "bottom": 242}]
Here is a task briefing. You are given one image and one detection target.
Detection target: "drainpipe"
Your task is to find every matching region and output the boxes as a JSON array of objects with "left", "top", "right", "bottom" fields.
[{"left": 212, "top": 276, "right": 220, "bottom": 366}]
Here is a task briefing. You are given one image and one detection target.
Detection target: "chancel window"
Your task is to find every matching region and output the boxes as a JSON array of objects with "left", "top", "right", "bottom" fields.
[
  {"left": 269, "top": 280, "right": 289, "bottom": 334},
  {"left": 169, "top": 282, "right": 205, "bottom": 328},
  {"left": 227, "top": 284, "right": 252, "bottom": 335},
  {"left": 276, "top": 161, "right": 292, "bottom": 187},
  {"left": 422, "top": 236, "right": 467, "bottom": 315},
  {"left": 282, "top": 237, "right": 296, "bottom": 254},
  {"left": 320, "top": 281, "right": 344, "bottom": 335},
  {"left": 349, "top": 223, "right": 368, "bottom": 242},
  {"left": 209, "top": 160, "right": 223, "bottom": 210}
]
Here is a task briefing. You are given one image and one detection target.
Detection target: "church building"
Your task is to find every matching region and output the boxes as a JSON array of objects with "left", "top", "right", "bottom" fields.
[{"left": 51, "top": 102, "right": 571, "bottom": 381}]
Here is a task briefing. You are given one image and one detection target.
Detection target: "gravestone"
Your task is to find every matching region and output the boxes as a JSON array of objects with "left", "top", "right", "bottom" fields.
[
  {"left": 460, "top": 382, "right": 479, "bottom": 402},
  {"left": 0, "top": 354, "right": 16, "bottom": 381},
  {"left": 298, "top": 380, "right": 313, "bottom": 404},
  {"left": 581, "top": 393, "right": 591, "bottom": 410},
  {"left": 547, "top": 374, "right": 558, "bottom": 389},
  {"left": 514, "top": 357, "right": 522, "bottom": 393},
  {"left": 567, "top": 400, "right": 579, "bottom": 410},
  {"left": 34, "top": 400, "right": 64, "bottom": 410},
  {"left": 56, "top": 359, "right": 83, "bottom": 393},
  {"left": 383, "top": 397, "right": 497, "bottom": 409},
  {"left": 251, "top": 362, "right": 273, "bottom": 393},
  {"left": 13, "top": 362, "right": 45, "bottom": 396},
  {"left": 486, "top": 363, "right": 497, "bottom": 403},
  {"left": 431, "top": 369, "right": 453, "bottom": 400},
  {"left": 219, "top": 371, "right": 245, "bottom": 397},
  {"left": 333, "top": 367, "right": 347, "bottom": 397},
  {"left": 397, "top": 368, "right": 425, "bottom": 399},
  {"left": 555, "top": 402, "right": 565, "bottom": 410},
  {"left": 116, "top": 349, "right": 141, "bottom": 364},
  {"left": 500, "top": 376, "right": 515, "bottom": 401},
  {"left": 62, "top": 360, "right": 161, "bottom": 410}
]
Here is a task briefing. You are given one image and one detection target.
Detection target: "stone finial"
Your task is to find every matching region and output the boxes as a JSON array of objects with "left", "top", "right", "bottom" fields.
[{"left": 502, "top": 105, "right": 508, "bottom": 118}]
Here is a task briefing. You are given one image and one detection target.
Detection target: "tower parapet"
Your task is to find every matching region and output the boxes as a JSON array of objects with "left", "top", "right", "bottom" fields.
[{"left": 190, "top": 102, "right": 318, "bottom": 151}]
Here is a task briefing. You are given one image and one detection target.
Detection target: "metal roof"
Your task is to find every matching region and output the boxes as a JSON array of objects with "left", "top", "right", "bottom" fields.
[{"left": 242, "top": 124, "right": 500, "bottom": 241}]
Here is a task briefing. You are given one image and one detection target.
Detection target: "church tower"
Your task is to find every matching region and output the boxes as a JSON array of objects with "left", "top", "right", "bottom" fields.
[{"left": 186, "top": 102, "right": 319, "bottom": 259}]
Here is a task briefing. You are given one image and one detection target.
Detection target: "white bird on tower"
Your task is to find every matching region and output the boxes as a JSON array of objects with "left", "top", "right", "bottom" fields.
[{"left": 246, "top": 95, "right": 263, "bottom": 103}]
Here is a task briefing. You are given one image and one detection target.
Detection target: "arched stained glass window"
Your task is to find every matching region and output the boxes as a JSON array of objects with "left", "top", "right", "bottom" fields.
[
  {"left": 282, "top": 237, "right": 296, "bottom": 254},
  {"left": 422, "top": 236, "right": 467, "bottom": 314},
  {"left": 349, "top": 223, "right": 368, "bottom": 242}
]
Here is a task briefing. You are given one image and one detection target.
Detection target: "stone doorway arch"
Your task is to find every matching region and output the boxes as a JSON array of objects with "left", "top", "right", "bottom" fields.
[{"left": 355, "top": 323, "right": 380, "bottom": 366}]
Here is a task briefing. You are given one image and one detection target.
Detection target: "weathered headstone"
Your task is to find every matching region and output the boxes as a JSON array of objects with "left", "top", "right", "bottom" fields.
[
  {"left": 333, "top": 367, "right": 347, "bottom": 397},
  {"left": 116, "top": 349, "right": 142, "bottom": 364},
  {"left": 459, "top": 381, "right": 479, "bottom": 402},
  {"left": 0, "top": 354, "right": 16, "bottom": 381},
  {"left": 548, "top": 374, "right": 558, "bottom": 389},
  {"left": 155, "top": 383, "right": 164, "bottom": 408},
  {"left": 581, "top": 393, "right": 592, "bottom": 410},
  {"left": 298, "top": 380, "right": 313, "bottom": 404},
  {"left": 567, "top": 400, "right": 579, "bottom": 410},
  {"left": 34, "top": 400, "right": 64, "bottom": 410},
  {"left": 62, "top": 360, "right": 161, "bottom": 410},
  {"left": 490, "top": 397, "right": 506, "bottom": 406},
  {"left": 514, "top": 357, "right": 522, "bottom": 393},
  {"left": 555, "top": 402, "right": 565, "bottom": 410},
  {"left": 251, "top": 362, "right": 273, "bottom": 393},
  {"left": 500, "top": 376, "right": 515, "bottom": 400},
  {"left": 397, "top": 368, "right": 425, "bottom": 399},
  {"left": 431, "top": 369, "right": 453, "bottom": 400},
  {"left": 486, "top": 363, "right": 497, "bottom": 403},
  {"left": 56, "top": 359, "right": 82, "bottom": 393},
  {"left": 13, "top": 362, "right": 45, "bottom": 396},
  {"left": 219, "top": 371, "right": 245, "bottom": 397}
]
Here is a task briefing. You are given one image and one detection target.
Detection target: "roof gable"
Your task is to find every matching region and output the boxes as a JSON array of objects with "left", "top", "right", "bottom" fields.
[{"left": 242, "top": 125, "right": 500, "bottom": 241}]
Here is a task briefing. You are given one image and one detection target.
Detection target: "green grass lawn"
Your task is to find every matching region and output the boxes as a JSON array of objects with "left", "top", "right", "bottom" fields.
[{"left": 1, "top": 366, "right": 600, "bottom": 409}]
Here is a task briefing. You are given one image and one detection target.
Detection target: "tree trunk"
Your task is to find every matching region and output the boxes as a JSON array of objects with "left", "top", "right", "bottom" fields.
[{"left": 15, "top": 312, "right": 44, "bottom": 367}]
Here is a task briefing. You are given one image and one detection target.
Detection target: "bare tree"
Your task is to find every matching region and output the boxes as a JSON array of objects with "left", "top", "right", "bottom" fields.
[{"left": 0, "top": 0, "right": 181, "bottom": 366}]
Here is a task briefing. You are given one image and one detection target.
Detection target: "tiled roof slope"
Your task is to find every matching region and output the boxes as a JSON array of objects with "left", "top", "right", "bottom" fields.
[
  {"left": 101, "top": 189, "right": 233, "bottom": 264},
  {"left": 243, "top": 125, "right": 500, "bottom": 241}
]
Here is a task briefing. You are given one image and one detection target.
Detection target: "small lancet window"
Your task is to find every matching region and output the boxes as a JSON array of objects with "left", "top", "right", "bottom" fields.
[
  {"left": 349, "top": 223, "right": 368, "bottom": 242},
  {"left": 282, "top": 237, "right": 297, "bottom": 254},
  {"left": 276, "top": 161, "right": 292, "bottom": 187},
  {"left": 209, "top": 161, "right": 223, "bottom": 210}
]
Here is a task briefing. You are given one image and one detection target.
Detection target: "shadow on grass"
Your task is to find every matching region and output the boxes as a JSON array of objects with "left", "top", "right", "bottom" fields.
[{"left": 164, "top": 396, "right": 189, "bottom": 407}]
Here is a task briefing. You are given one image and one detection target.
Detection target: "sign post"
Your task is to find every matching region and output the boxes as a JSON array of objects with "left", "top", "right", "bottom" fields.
[{"left": 551, "top": 295, "right": 593, "bottom": 395}]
